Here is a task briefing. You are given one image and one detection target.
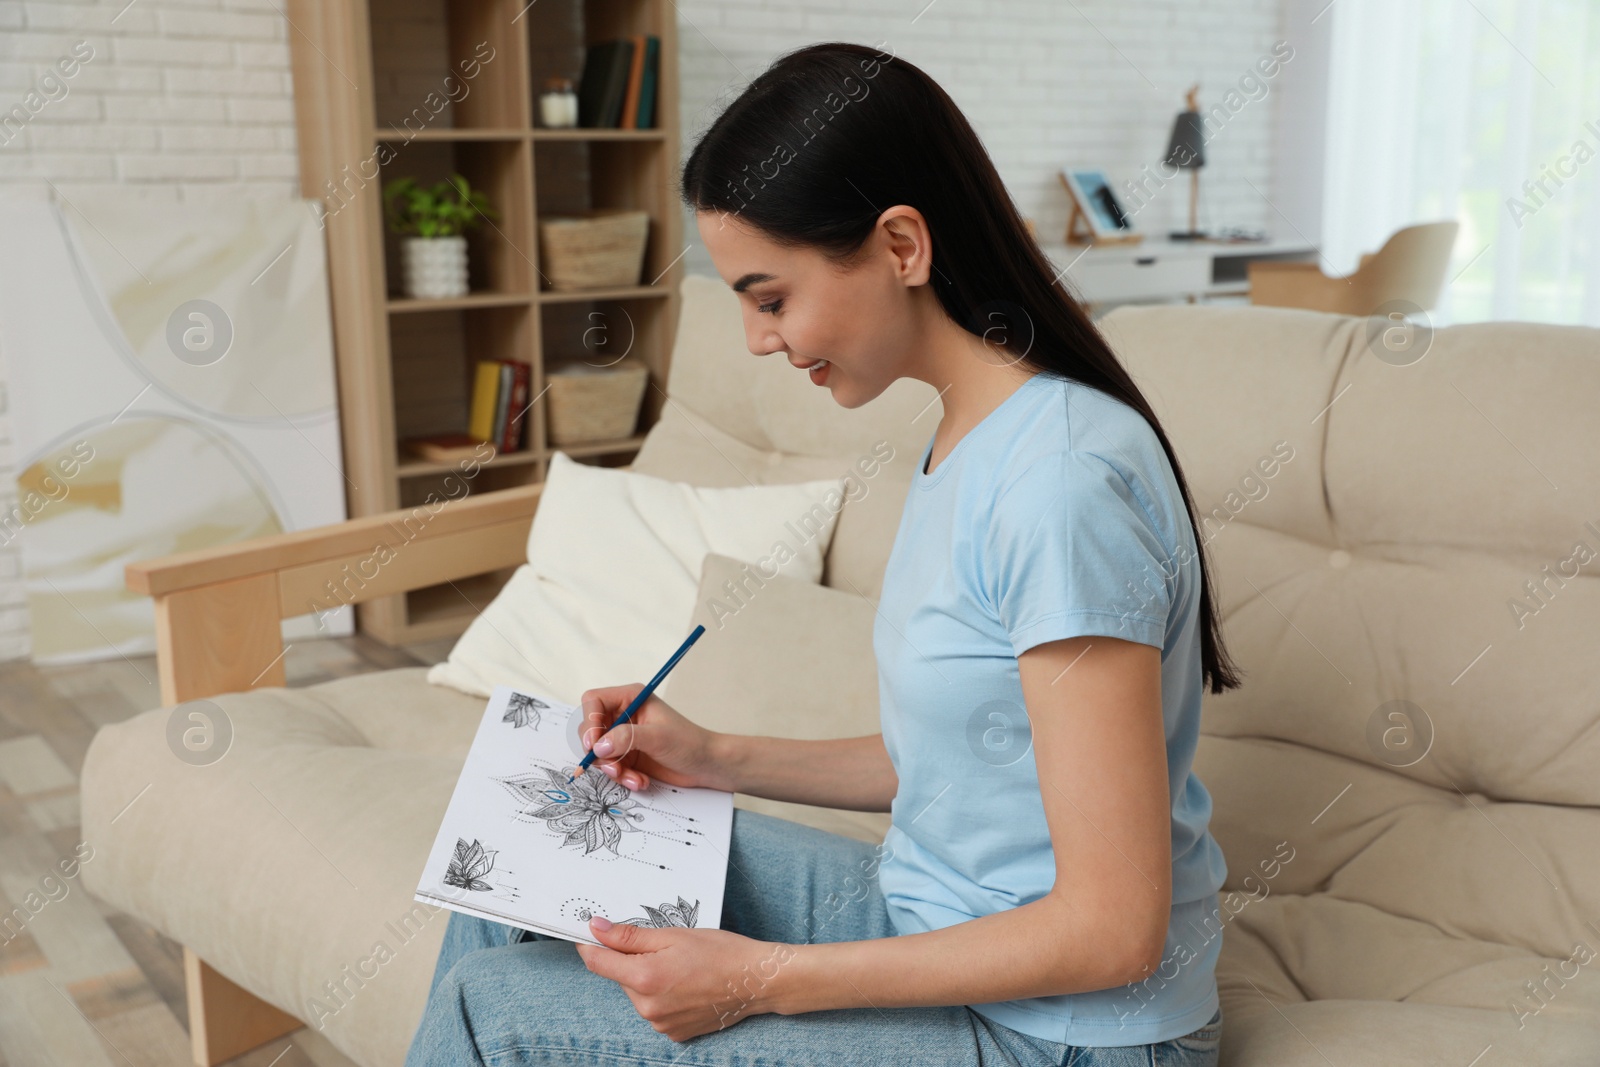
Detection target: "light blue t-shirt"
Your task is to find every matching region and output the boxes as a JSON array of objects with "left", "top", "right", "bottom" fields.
[{"left": 874, "top": 370, "right": 1229, "bottom": 1046}]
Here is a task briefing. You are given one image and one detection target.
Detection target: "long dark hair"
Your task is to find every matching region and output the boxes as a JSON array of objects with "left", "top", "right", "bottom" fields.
[{"left": 681, "top": 42, "right": 1242, "bottom": 694}]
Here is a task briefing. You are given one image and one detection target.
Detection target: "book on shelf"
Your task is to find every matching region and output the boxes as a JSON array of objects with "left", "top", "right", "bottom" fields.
[
  {"left": 469, "top": 361, "right": 500, "bottom": 443},
  {"left": 490, "top": 361, "right": 513, "bottom": 452},
  {"left": 575, "top": 36, "right": 659, "bottom": 128},
  {"left": 501, "top": 360, "right": 530, "bottom": 453},
  {"left": 465, "top": 359, "right": 532, "bottom": 455},
  {"left": 404, "top": 432, "right": 492, "bottom": 463},
  {"left": 619, "top": 34, "right": 646, "bottom": 130},
  {"left": 635, "top": 36, "right": 659, "bottom": 129},
  {"left": 577, "top": 39, "right": 629, "bottom": 128}
]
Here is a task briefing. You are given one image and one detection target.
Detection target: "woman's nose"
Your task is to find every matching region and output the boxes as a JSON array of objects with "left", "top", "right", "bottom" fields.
[{"left": 747, "top": 327, "right": 784, "bottom": 357}]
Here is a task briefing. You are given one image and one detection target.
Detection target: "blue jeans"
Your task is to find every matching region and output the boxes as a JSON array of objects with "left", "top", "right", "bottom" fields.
[{"left": 405, "top": 808, "right": 1222, "bottom": 1066}]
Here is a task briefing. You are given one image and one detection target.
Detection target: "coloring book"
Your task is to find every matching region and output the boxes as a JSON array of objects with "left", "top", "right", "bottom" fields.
[{"left": 414, "top": 685, "right": 734, "bottom": 946}]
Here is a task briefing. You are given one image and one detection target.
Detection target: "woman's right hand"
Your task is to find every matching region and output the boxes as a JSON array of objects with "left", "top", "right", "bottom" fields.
[{"left": 577, "top": 684, "right": 730, "bottom": 793}]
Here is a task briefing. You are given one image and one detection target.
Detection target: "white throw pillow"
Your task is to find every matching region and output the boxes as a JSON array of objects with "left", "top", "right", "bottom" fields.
[{"left": 426, "top": 450, "right": 848, "bottom": 703}]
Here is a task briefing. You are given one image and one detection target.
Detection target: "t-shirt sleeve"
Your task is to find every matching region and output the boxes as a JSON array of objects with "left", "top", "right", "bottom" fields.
[{"left": 982, "top": 449, "right": 1175, "bottom": 656}]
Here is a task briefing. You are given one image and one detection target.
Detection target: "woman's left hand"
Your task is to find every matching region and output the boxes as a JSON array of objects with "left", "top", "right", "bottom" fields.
[{"left": 575, "top": 916, "right": 797, "bottom": 1041}]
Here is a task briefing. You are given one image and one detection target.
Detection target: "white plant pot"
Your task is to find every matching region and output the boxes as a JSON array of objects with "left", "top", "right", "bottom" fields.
[{"left": 402, "top": 235, "right": 469, "bottom": 300}]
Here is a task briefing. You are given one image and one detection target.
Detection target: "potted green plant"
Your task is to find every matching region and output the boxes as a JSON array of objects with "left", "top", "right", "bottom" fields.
[{"left": 382, "top": 173, "right": 498, "bottom": 300}]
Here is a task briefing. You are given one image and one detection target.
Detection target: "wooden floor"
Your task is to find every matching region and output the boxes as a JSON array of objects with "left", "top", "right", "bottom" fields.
[{"left": 0, "top": 630, "right": 456, "bottom": 1067}]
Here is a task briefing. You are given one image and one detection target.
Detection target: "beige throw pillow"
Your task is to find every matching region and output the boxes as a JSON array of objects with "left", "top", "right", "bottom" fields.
[
  {"left": 426, "top": 452, "right": 847, "bottom": 703},
  {"left": 669, "top": 552, "right": 892, "bottom": 844}
]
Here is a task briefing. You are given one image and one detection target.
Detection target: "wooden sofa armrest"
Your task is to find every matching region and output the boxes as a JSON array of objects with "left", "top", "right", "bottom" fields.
[
  {"left": 125, "top": 482, "right": 542, "bottom": 706},
  {"left": 121, "top": 474, "right": 584, "bottom": 1064}
]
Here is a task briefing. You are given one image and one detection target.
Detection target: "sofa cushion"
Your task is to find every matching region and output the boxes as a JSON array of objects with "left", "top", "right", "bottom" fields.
[
  {"left": 426, "top": 450, "right": 846, "bottom": 702},
  {"left": 672, "top": 552, "right": 890, "bottom": 845}
]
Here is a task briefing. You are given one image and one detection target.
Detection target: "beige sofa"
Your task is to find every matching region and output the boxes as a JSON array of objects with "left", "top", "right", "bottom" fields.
[{"left": 80, "top": 275, "right": 1600, "bottom": 1066}]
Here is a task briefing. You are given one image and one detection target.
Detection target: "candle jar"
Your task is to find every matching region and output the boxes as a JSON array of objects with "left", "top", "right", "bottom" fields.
[{"left": 539, "top": 77, "right": 578, "bottom": 128}]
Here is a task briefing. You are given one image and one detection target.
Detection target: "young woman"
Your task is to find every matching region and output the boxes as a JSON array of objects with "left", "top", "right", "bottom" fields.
[{"left": 407, "top": 41, "right": 1241, "bottom": 1067}]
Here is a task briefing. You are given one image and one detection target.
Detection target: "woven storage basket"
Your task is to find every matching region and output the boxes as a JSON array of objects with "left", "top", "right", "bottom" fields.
[
  {"left": 545, "top": 357, "right": 649, "bottom": 445},
  {"left": 538, "top": 209, "right": 649, "bottom": 290}
]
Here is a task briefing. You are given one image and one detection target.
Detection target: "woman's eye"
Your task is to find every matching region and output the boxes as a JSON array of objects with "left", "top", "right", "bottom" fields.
[{"left": 756, "top": 298, "right": 783, "bottom": 315}]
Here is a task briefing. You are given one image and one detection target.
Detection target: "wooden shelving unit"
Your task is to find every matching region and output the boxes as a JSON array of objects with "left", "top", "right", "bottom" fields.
[{"left": 286, "top": 0, "right": 682, "bottom": 645}]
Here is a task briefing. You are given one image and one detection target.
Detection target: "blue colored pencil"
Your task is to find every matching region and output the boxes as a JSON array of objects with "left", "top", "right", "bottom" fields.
[{"left": 567, "top": 624, "right": 706, "bottom": 784}]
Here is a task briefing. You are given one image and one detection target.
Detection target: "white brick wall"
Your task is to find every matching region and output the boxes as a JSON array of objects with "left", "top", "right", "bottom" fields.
[
  {"left": 674, "top": 0, "right": 1290, "bottom": 279},
  {"left": 0, "top": 0, "right": 1288, "bottom": 661}
]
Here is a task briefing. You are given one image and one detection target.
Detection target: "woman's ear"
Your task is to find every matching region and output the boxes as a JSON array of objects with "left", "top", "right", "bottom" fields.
[{"left": 877, "top": 205, "right": 933, "bottom": 287}]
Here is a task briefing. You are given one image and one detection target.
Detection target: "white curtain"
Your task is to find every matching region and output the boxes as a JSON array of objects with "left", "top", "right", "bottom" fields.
[{"left": 1322, "top": 0, "right": 1600, "bottom": 326}]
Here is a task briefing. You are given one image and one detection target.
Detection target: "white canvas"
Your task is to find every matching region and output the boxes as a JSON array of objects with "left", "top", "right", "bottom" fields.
[{"left": 0, "top": 194, "right": 351, "bottom": 663}]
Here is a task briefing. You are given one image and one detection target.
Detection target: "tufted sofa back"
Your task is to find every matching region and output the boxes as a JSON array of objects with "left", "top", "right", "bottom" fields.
[{"left": 1096, "top": 304, "right": 1600, "bottom": 966}]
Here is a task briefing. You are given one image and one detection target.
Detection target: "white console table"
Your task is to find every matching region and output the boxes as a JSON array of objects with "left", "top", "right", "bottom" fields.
[{"left": 1040, "top": 236, "right": 1320, "bottom": 314}]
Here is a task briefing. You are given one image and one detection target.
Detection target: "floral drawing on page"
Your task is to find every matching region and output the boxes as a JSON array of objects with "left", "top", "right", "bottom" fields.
[
  {"left": 443, "top": 837, "right": 497, "bottom": 892},
  {"left": 502, "top": 691, "right": 551, "bottom": 729},
  {"left": 621, "top": 896, "right": 700, "bottom": 928},
  {"left": 497, "top": 764, "right": 647, "bottom": 856}
]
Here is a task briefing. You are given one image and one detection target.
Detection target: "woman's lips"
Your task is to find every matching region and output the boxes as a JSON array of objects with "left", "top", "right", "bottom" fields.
[{"left": 789, "top": 355, "right": 831, "bottom": 386}]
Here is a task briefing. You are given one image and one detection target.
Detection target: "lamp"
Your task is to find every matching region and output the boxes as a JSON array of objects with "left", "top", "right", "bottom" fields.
[{"left": 1164, "top": 84, "right": 1207, "bottom": 241}]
